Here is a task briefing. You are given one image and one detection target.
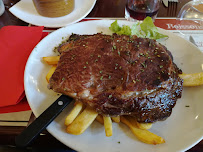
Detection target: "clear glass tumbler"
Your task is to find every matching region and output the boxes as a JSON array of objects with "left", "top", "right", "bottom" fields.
[
  {"left": 176, "top": 0, "right": 203, "bottom": 39},
  {"left": 177, "top": 0, "right": 203, "bottom": 20},
  {"left": 125, "top": 0, "right": 160, "bottom": 21}
]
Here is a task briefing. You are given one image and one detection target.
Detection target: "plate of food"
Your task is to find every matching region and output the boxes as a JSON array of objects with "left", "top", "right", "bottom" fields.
[
  {"left": 24, "top": 19, "right": 203, "bottom": 152},
  {"left": 9, "top": 0, "right": 96, "bottom": 27}
]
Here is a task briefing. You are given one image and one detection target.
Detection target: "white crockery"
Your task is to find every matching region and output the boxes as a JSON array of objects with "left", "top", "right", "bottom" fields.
[
  {"left": 24, "top": 20, "right": 203, "bottom": 152},
  {"left": 9, "top": 0, "right": 96, "bottom": 28}
]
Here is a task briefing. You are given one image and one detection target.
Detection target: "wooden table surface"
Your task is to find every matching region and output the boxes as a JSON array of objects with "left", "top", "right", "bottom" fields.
[{"left": 0, "top": 0, "right": 202, "bottom": 151}]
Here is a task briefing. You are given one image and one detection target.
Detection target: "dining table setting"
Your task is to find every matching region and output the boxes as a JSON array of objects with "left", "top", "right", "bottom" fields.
[{"left": 0, "top": 0, "right": 203, "bottom": 152}]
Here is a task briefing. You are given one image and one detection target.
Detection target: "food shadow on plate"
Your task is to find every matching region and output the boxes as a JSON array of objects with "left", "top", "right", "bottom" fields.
[{"left": 118, "top": 122, "right": 140, "bottom": 142}]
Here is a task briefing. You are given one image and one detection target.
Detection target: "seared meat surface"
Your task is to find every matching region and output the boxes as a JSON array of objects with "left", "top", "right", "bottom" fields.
[{"left": 49, "top": 33, "right": 183, "bottom": 123}]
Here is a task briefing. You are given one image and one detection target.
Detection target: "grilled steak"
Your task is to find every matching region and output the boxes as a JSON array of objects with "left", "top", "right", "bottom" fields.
[{"left": 48, "top": 33, "right": 183, "bottom": 123}]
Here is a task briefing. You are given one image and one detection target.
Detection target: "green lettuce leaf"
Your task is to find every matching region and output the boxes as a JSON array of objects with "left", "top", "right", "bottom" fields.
[
  {"left": 109, "top": 21, "right": 131, "bottom": 35},
  {"left": 117, "top": 25, "right": 131, "bottom": 35},
  {"left": 139, "top": 16, "right": 168, "bottom": 39},
  {"left": 131, "top": 22, "right": 144, "bottom": 38},
  {"left": 109, "top": 17, "right": 168, "bottom": 40},
  {"left": 109, "top": 20, "right": 121, "bottom": 33}
]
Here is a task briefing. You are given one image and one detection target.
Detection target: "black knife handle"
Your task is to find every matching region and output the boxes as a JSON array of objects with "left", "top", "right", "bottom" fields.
[{"left": 15, "top": 95, "right": 73, "bottom": 148}]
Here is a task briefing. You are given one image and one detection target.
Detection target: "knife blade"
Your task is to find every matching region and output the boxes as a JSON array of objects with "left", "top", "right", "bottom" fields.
[
  {"left": 15, "top": 95, "right": 73, "bottom": 148},
  {"left": 162, "top": 0, "right": 168, "bottom": 7}
]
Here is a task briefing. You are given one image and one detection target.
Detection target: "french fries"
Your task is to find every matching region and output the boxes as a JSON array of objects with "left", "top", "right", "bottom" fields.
[
  {"left": 111, "top": 116, "right": 120, "bottom": 123},
  {"left": 120, "top": 116, "right": 165, "bottom": 145},
  {"left": 127, "top": 116, "right": 152, "bottom": 130},
  {"left": 179, "top": 72, "right": 203, "bottom": 86},
  {"left": 43, "top": 56, "right": 60, "bottom": 65},
  {"left": 103, "top": 116, "right": 113, "bottom": 137},
  {"left": 96, "top": 115, "right": 104, "bottom": 124},
  {"left": 66, "top": 106, "right": 98, "bottom": 135},
  {"left": 46, "top": 66, "right": 56, "bottom": 83},
  {"left": 136, "top": 122, "right": 152, "bottom": 130},
  {"left": 65, "top": 101, "right": 83, "bottom": 126},
  {"left": 44, "top": 55, "right": 202, "bottom": 145}
]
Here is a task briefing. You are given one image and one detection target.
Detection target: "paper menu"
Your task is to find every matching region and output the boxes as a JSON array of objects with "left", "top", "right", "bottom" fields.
[
  {"left": 44, "top": 18, "right": 203, "bottom": 51},
  {"left": 154, "top": 18, "right": 203, "bottom": 51},
  {"left": 173, "top": 31, "right": 202, "bottom": 48}
]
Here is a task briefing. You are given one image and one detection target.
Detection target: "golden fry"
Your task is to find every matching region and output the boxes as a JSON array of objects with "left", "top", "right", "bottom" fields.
[
  {"left": 111, "top": 116, "right": 120, "bottom": 123},
  {"left": 96, "top": 115, "right": 104, "bottom": 124},
  {"left": 66, "top": 106, "right": 98, "bottom": 135},
  {"left": 103, "top": 116, "right": 113, "bottom": 137},
  {"left": 127, "top": 116, "right": 152, "bottom": 130},
  {"left": 46, "top": 66, "right": 56, "bottom": 83},
  {"left": 136, "top": 122, "right": 152, "bottom": 130},
  {"left": 42, "top": 56, "right": 60, "bottom": 65},
  {"left": 120, "top": 116, "right": 165, "bottom": 145},
  {"left": 179, "top": 72, "right": 203, "bottom": 86},
  {"left": 65, "top": 101, "right": 83, "bottom": 126}
]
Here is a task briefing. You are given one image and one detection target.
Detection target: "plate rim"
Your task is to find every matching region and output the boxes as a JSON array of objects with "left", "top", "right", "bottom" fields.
[{"left": 24, "top": 19, "right": 203, "bottom": 152}]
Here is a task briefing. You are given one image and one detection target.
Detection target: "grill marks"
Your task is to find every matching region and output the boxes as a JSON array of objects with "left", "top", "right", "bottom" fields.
[{"left": 49, "top": 33, "right": 183, "bottom": 123}]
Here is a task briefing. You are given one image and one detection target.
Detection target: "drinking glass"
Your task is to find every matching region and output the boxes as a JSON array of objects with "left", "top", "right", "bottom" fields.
[
  {"left": 177, "top": 0, "right": 203, "bottom": 20},
  {"left": 176, "top": 0, "right": 203, "bottom": 41},
  {"left": 32, "top": 0, "right": 75, "bottom": 17},
  {"left": 125, "top": 0, "right": 160, "bottom": 21},
  {"left": 0, "top": 0, "right": 5, "bottom": 16}
]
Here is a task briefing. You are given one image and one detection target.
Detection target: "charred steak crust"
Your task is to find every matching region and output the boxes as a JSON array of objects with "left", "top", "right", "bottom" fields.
[{"left": 49, "top": 33, "right": 183, "bottom": 123}]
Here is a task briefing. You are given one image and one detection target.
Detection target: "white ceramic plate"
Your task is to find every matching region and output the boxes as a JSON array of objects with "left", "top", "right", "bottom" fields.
[
  {"left": 9, "top": 0, "right": 96, "bottom": 28},
  {"left": 24, "top": 20, "right": 203, "bottom": 152}
]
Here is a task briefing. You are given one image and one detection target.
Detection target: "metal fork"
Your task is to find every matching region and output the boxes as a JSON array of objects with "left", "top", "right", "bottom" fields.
[{"left": 167, "top": 0, "right": 179, "bottom": 17}]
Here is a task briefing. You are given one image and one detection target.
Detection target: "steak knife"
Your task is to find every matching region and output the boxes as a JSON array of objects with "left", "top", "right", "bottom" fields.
[{"left": 15, "top": 95, "right": 73, "bottom": 148}]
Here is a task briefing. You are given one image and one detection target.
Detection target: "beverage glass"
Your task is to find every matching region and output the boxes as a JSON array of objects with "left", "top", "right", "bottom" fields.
[
  {"left": 32, "top": 0, "right": 75, "bottom": 18},
  {"left": 176, "top": 0, "right": 203, "bottom": 38},
  {"left": 0, "top": 0, "right": 5, "bottom": 16},
  {"left": 177, "top": 0, "right": 203, "bottom": 20},
  {"left": 125, "top": 0, "right": 160, "bottom": 21}
]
